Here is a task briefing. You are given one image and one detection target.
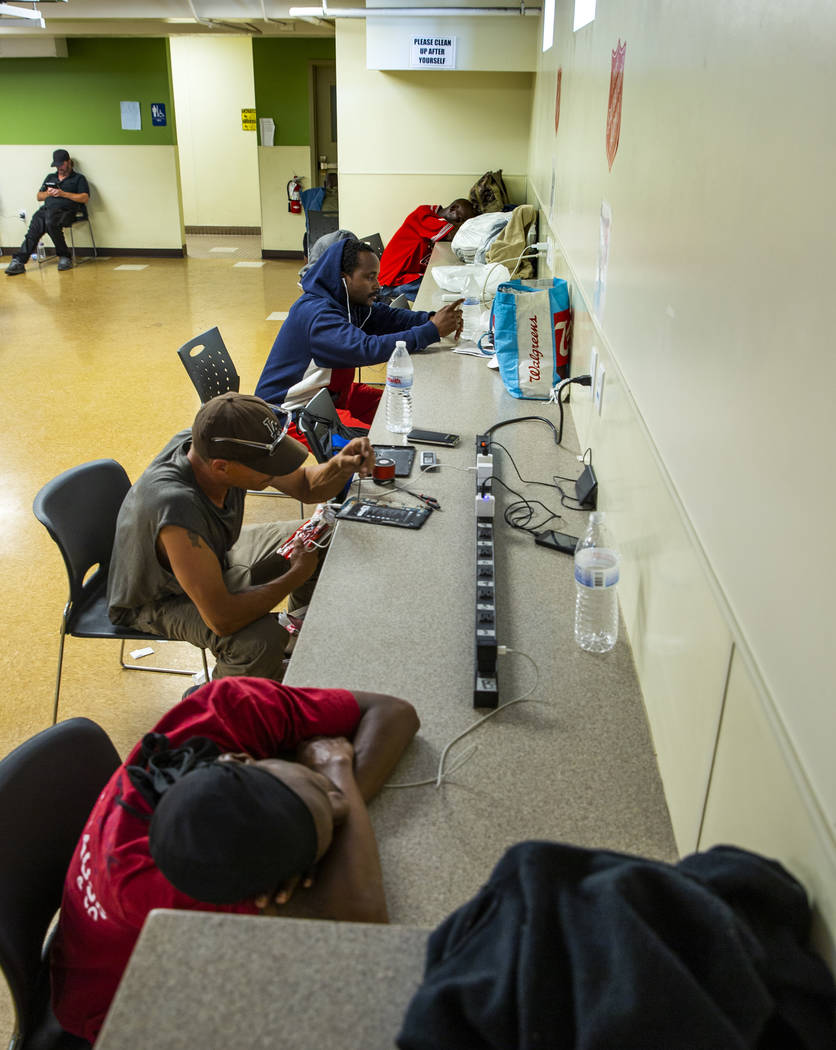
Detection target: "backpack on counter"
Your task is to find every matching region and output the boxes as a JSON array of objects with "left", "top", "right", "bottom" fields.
[{"left": 468, "top": 169, "right": 510, "bottom": 214}]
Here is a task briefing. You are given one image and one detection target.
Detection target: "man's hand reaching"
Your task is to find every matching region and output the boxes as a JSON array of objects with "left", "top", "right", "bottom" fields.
[
  {"left": 431, "top": 299, "right": 464, "bottom": 339},
  {"left": 332, "top": 436, "right": 374, "bottom": 478}
]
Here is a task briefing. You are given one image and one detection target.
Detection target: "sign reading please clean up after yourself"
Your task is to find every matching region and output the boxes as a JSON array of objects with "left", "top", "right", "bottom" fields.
[{"left": 410, "top": 35, "right": 457, "bottom": 68}]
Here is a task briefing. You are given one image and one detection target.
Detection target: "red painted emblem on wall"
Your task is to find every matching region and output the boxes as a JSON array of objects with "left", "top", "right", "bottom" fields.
[
  {"left": 605, "top": 39, "right": 626, "bottom": 171},
  {"left": 555, "top": 67, "right": 563, "bottom": 135}
]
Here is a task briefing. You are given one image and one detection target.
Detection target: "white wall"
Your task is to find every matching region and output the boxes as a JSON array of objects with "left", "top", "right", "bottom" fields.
[
  {"left": 0, "top": 144, "right": 183, "bottom": 251},
  {"left": 259, "top": 145, "right": 312, "bottom": 253},
  {"left": 529, "top": 0, "right": 836, "bottom": 964},
  {"left": 336, "top": 20, "right": 533, "bottom": 241},
  {"left": 169, "top": 35, "right": 261, "bottom": 228}
]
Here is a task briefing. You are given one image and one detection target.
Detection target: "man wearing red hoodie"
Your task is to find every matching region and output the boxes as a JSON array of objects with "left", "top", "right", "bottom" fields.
[{"left": 377, "top": 199, "right": 476, "bottom": 300}]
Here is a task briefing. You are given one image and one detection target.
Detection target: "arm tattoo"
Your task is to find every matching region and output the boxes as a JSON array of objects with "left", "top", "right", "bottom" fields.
[{"left": 186, "top": 530, "right": 203, "bottom": 549}]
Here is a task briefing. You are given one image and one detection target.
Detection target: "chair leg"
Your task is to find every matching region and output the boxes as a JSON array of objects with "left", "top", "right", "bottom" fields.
[
  {"left": 87, "top": 218, "right": 98, "bottom": 259},
  {"left": 246, "top": 490, "right": 305, "bottom": 515},
  {"left": 118, "top": 639, "right": 205, "bottom": 677},
  {"left": 52, "top": 622, "right": 68, "bottom": 726}
]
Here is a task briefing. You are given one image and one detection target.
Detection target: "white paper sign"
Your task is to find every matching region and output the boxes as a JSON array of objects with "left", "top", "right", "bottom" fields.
[
  {"left": 120, "top": 100, "right": 141, "bottom": 131},
  {"left": 410, "top": 35, "right": 457, "bottom": 69},
  {"left": 594, "top": 199, "right": 612, "bottom": 321}
]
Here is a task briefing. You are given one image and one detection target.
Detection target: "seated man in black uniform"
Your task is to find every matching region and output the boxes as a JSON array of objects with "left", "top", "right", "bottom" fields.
[{"left": 5, "top": 149, "right": 90, "bottom": 275}]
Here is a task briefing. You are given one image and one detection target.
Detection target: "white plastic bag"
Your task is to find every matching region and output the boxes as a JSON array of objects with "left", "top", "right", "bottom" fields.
[
  {"left": 451, "top": 213, "right": 510, "bottom": 262},
  {"left": 431, "top": 263, "right": 511, "bottom": 300}
]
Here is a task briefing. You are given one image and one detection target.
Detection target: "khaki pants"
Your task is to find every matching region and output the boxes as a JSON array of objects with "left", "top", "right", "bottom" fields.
[{"left": 129, "top": 520, "right": 317, "bottom": 682}]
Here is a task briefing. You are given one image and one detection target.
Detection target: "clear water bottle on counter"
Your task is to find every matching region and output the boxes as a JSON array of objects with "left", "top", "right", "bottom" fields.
[
  {"left": 574, "top": 511, "right": 620, "bottom": 653},
  {"left": 385, "top": 339, "right": 413, "bottom": 434}
]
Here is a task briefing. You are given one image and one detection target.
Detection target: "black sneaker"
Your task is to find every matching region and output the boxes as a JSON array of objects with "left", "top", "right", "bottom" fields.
[
  {"left": 5, "top": 259, "right": 25, "bottom": 276},
  {"left": 57, "top": 257, "right": 73, "bottom": 271}
]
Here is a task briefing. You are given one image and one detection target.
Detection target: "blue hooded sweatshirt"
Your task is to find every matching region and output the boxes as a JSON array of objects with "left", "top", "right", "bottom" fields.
[{"left": 254, "top": 238, "right": 439, "bottom": 412}]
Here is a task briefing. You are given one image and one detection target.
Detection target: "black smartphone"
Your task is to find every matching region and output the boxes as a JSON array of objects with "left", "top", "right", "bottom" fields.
[
  {"left": 535, "top": 530, "right": 579, "bottom": 555},
  {"left": 406, "top": 428, "right": 460, "bottom": 447}
]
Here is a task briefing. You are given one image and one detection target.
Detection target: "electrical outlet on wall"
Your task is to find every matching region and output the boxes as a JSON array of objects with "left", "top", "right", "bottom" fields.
[
  {"left": 19, "top": 210, "right": 26, "bottom": 222},
  {"left": 546, "top": 235, "right": 555, "bottom": 272},
  {"left": 594, "top": 365, "right": 606, "bottom": 415},
  {"left": 589, "top": 347, "right": 599, "bottom": 398}
]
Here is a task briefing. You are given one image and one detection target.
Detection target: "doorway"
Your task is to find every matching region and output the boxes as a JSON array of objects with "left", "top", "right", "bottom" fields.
[{"left": 310, "top": 61, "right": 338, "bottom": 192}]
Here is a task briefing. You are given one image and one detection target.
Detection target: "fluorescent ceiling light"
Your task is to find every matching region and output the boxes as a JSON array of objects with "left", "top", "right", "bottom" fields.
[
  {"left": 573, "top": 0, "right": 595, "bottom": 31},
  {"left": 0, "top": 2, "right": 44, "bottom": 19},
  {"left": 541, "top": 0, "right": 554, "bottom": 51}
]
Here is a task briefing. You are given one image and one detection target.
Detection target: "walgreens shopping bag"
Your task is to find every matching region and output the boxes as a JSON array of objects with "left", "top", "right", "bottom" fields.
[{"left": 492, "top": 278, "right": 571, "bottom": 399}]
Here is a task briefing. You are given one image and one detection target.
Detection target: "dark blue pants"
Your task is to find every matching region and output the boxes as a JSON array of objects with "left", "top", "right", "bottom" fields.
[{"left": 14, "top": 206, "right": 72, "bottom": 263}]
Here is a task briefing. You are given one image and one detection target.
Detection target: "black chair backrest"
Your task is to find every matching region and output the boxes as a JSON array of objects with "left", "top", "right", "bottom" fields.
[
  {"left": 307, "top": 210, "right": 340, "bottom": 252},
  {"left": 33, "top": 459, "right": 131, "bottom": 626},
  {"left": 360, "top": 232, "right": 384, "bottom": 256},
  {"left": 0, "top": 718, "right": 120, "bottom": 1046},
  {"left": 176, "top": 327, "right": 240, "bottom": 403}
]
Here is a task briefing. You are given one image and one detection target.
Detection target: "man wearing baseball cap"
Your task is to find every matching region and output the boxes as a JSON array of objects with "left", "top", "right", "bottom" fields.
[
  {"left": 50, "top": 675, "right": 420, "bottom": 1042},
  {"left": 107, "top": 392, "right": 374, "bottom": 682},
  {"left": 5, "top": 148, "right": 90, "bottom": 275}
]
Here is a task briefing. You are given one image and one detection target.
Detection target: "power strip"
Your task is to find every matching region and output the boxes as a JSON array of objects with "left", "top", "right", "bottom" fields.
[{"left": 474, "top": 433, "right": 498, "bottom": 708}]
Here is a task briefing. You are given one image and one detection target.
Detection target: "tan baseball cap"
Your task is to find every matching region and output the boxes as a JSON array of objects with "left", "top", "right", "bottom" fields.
[{"left": 191, "top": 393, "right": 307, "bottom": 476}]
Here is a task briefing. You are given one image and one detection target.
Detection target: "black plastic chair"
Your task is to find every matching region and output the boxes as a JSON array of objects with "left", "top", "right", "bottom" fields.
[
  {"left": 0, "top": 717, "right": 120, "bottom": 1050},
  {"left": 37, "top": 205, "right": 97, "bottom": 269},
  {"left": 176, "top": 327, "right": 240, "bottom": 403},
  {"left": 176, "top": 327, "right": 304, "bottom": 512},
  {"left": 33, "top": 459, "right": 209, "bottom": 726},
  {"left": 62, "top": 204, "right": 97, "bottom": 266}
]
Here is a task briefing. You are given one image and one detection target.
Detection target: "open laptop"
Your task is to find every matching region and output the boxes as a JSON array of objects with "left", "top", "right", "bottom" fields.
[{"left": 297, "top": 389, "right": 368, "bottom": 462}]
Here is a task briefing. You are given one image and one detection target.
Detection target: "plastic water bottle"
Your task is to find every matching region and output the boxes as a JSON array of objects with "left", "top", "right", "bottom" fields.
[
  {"left": 460, "top": 297, "right": 480, "bottom": 340},
  {"left": 385, "top": 339, "right": 413, "bottom": 434},
  {"left": 574, "top": 511, "right": 620, "bottom": 652}
]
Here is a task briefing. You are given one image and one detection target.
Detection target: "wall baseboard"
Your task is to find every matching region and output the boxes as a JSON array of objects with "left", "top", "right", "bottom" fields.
[
  {"left": 185, "top": 225, "right": 261, "bottom": 236},
  {"left": 2, "top": 246, "right": 186, "bottom": 259},
  {"left": 262, "top": 250, "right": 304, "bottom": 260}
]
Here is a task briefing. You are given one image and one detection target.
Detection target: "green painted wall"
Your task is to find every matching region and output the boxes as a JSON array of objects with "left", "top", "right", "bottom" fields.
[
  {"left": 0, "top": 38, "right": 175, "bottom": 145},
  {"left": 252, "top": 37, "right": 335, "bottom": 146}
]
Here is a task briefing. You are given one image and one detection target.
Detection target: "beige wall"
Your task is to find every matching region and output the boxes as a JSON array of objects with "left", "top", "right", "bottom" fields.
[
  {"left": 336, "top": 20, "right": 532, "bottom": 241},
  {"left": 529, "top": 1, "right": 836, "bottom": 964},
  {"left": 169, "top": 35, "right": 261, "bottom": 228},
  {"left": 0, "top": 144, "right": 183, "bottom": 251},
  {"left": 259, "top": 145, "right": 312, "bottom": 253}
]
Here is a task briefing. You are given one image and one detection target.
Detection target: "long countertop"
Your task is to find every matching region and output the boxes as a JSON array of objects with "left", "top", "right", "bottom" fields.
[{"left": 285, "top": 244, "right": 676, "bottom": 927}]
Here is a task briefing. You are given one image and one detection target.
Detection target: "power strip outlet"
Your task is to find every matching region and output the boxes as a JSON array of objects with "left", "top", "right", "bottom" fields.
[{"left": 474, "top": 440, "right": 498, "bottom": 709}]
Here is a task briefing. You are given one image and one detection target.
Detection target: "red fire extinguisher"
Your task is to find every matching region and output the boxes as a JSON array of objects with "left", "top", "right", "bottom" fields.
[{"left": 287, "top": 175, "right": 303, "bottom": 214}]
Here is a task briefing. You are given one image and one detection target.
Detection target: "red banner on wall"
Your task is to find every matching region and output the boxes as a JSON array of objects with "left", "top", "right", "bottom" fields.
[{"left": 606, "top": 39, "right": 627, "bottom": 171}]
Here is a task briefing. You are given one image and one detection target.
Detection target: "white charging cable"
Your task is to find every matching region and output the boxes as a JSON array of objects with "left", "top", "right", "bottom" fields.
[{"left": 384, "top": 648, "right": 540, "bottom": 789}]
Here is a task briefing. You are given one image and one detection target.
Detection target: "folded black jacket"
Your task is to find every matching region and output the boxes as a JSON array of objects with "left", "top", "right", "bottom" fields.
[{"left": 397, "top": 841, "right": 836, "bottom": 1050}]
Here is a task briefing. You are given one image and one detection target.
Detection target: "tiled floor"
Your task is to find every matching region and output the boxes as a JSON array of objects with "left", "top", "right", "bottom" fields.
[
  {"left": 0, "top": 243, "right": 390, "bottom": 1042},
  {"left": 184, "top": 232, "right": 265, "bottom": 261}
]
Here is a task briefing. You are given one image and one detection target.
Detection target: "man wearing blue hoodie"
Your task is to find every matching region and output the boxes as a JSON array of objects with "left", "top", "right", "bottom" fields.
[{"left": 255, "top": 238, "right": 463, "bottom": 443}]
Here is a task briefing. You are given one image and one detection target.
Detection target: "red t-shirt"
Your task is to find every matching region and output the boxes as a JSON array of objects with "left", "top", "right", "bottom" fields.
[
  {"left": 378, "top": 205, "right": 453, "bottom": 286},
  {"left": 50, "top": 678, "right": 360, "bottom": 1042}
]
